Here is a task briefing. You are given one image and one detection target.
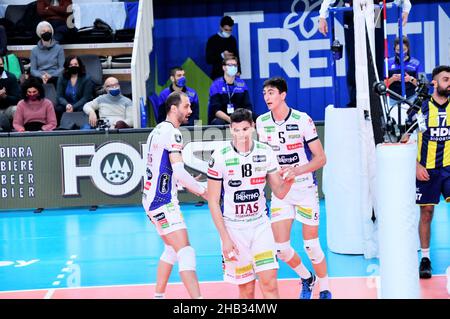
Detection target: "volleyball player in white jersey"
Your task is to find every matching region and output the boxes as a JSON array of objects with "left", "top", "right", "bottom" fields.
[
  {"left": 207, "top": 108, "right": 295, "bottom": 299},
  {"left": 143, "top": 91, "right": 208, "bottom": 299},
  {"left": 256, "top": 77, "right": 331, "bottom": 299}
]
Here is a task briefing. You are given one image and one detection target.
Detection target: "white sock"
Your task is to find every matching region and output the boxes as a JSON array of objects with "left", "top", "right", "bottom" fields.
[
  {"left": 293, "top": 263, "right": 311, "bottom": 279},
  {"left": 154, "top": 292, "right": 165, "bottom": 299},
  {"left": 318, "top": 275, "right": 329, "bottom": 292},
  {"left": 421, "top": 248, "right": 430, "bottom": 259}
]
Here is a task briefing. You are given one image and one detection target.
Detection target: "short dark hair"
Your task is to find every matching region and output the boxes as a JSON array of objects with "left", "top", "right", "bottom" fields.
[
  {"left": 62, "top": 55, "right": 86, "bottom": 79},
  {"left": 394, "top": 35, "right": 410, "bottom": 51},
  {"left": 230, "top": 108, "right": 253, "bottom": 124},
  {"left": 22, "top": 78, "right": 45, "bottom": 101},
  {"left": 263, "top": 77, "right": 288, "bottom": 94},
  {"left": 170, "top": 66, "right": 183, "bottom": 77},
  {"left": 220, "top": 16, "right": 234, "bottom": 27},
  {"left": 165, "top": 91, "right": 186, "bottom": 114},
  {"left": 432, "top": 65, "right": 450, "bottom": 80},
  {"left": 222, "top": 55, "right": 238, "bottom": 65}
]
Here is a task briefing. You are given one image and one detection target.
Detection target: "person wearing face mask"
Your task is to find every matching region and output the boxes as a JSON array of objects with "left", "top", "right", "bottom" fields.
[
  {"left": 385, "top": 36, "right": 422, "bottom": 107},
  {"left": 37, "top": 0, "right": 77, "bottom": 44},
  {"left": 83, "top": 77, "right": 134, "bottom": 129},
  {"left": 208, "top": 56, "right": 253, "bottom": 125},
  {"left": 55, "top": 55, "right": 93, "bottom": 128},
  {"left": 206, "top": 15, "right": 241, "bottom": 81},
  {"left": 157, "top": 67, "right": 199, "bottom": 126},
  {"left": 13, "top": 78, "right": 57, "bottom": 132},
  {"left": 30, "top": 21, "right": 65, "bottom": 86},
  {"left": 0, "top": 56, "right": 22, "bottom": 132}
]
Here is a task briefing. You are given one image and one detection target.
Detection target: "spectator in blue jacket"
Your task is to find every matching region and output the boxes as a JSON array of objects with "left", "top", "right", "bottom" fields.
[
  {"left": 157, "top": 66, "right": 199, "bottom": 126},
  {"left": 208, "top": 56, "right": 253, "bottom": 125},
  {"left": 55, "top": 55, "right": 94, "bottom": 124},
  {"left": 386, "top": 36, "right": 422, "bottom": 106}
]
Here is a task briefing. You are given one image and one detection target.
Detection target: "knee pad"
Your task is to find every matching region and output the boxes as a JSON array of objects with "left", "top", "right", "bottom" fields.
[
  {"left": 177, "top": 246, "right": 196, "bottom": 272},
  {"left": 304, "top": 238, "right": 324, "bottom": 264},
  {"left": 276, "top": 241, "right": 295, "bottom": 262},
  {"left": 160, "top": 244, "right": 177, "bottom": 265}
]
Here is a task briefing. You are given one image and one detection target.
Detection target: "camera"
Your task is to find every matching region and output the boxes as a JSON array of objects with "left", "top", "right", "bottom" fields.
[
  {"left": 407, "top": 74, "right": 431, "bottom": 116},
  {"left": 96, "top": 118, "right": 111, "bottom": 131},
  {"left": 331, "top": 40, "right": 343, "bottom": 60}
]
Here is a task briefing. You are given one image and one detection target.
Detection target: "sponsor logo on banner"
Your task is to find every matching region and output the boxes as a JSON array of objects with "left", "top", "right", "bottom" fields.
[
  {"left": 250, "top": 177, "right": 265, "bottom": 185},
  {"left": 287, "top": 142, "right": 303, "bottom": 150},
  {"left": 0, "top": 146, "right": 35, "bottom": 199},
  {"left": 61, "top": 141, "right": 143, "bottom": 197},
  {"left": 101, "top": 153, "right": 133, "bottom": 185},
  {"left": 234, "top": 189, "right": 260, "bottom": 203},
  {"left": 208, "top": 168, "right": 219, "bottom": 177}
]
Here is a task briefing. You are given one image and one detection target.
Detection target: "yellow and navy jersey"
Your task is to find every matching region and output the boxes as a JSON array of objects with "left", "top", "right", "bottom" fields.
[{"left": 417, "top": 98, "right": 450, "bottom": 169}]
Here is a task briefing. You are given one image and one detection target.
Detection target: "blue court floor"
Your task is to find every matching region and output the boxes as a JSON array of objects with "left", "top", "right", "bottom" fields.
[{"left": 0, "top": 199, "right": 448, "bottom": 293}]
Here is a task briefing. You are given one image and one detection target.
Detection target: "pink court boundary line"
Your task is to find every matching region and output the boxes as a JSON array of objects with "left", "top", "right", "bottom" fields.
[{"left": 0, "top": 275, "right": 448, "bottom": 299}]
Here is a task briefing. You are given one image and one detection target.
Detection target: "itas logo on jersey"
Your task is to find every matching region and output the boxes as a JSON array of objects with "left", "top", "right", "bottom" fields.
[
  {"left": 252, "top": 155, "right": 267, "bottom": 162},
  {"left": 234, "top": 189, "right": 260, "bottom": 203},
  {"left": 277, "top": 153, "right": 299, "bottom": 165},
  {"left": 286, "top": 124, "right": 299, "bottom": 131},
  {"left": 287, "top": 142, "right": 303, "bottom": 150}
]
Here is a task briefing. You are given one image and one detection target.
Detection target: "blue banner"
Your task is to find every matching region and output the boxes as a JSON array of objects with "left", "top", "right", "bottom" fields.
[{"left": 150, "top": 0, "right": 450, "bottom": 122}]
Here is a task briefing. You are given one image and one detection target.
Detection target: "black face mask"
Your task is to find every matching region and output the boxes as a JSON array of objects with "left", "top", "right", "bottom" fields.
[
  {"left": 68, "top": 66, "right": 80, "bottom": 75},
  {"left": 41, "top": 32, "right": 52, "bottom": 41}
]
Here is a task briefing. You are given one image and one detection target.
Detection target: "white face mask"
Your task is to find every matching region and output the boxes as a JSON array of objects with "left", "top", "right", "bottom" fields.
[
  {"left": 221, "top": 31, "right": 231, "bottom": 38},
  {"left": 226, "top": 65, "right": 238, "bottom": 77}
]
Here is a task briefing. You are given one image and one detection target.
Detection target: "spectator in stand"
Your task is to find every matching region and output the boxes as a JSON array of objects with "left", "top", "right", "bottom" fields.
[
  {"left": 83, "top": 77, "right": 134, "bottom": 129},
  {"left": 208, "top": 56, "right": 253, "bottom": 125},
  {"left": 30, "top": 21, "right": 65, "bottom": 86},
  {"left": 55, "top": 55, "right": 94, "bottom": 125},
  {"left": 0, "top": 56, "right": 22, "bottom": 129},
  {"left": 385, "top": 36, "right": 422, "bottom": 106},
  {"left": 37, "top": 0, "right": 76, "bottom": 44},
  {"left": 205, "top": 15, "right": 241, "bottom": 81},
  {"left": 157, "top": 66, "right": 199, "bottom": 126},
  {"left": 13, "top": 78, "right": 57, "bottom": 132}
]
